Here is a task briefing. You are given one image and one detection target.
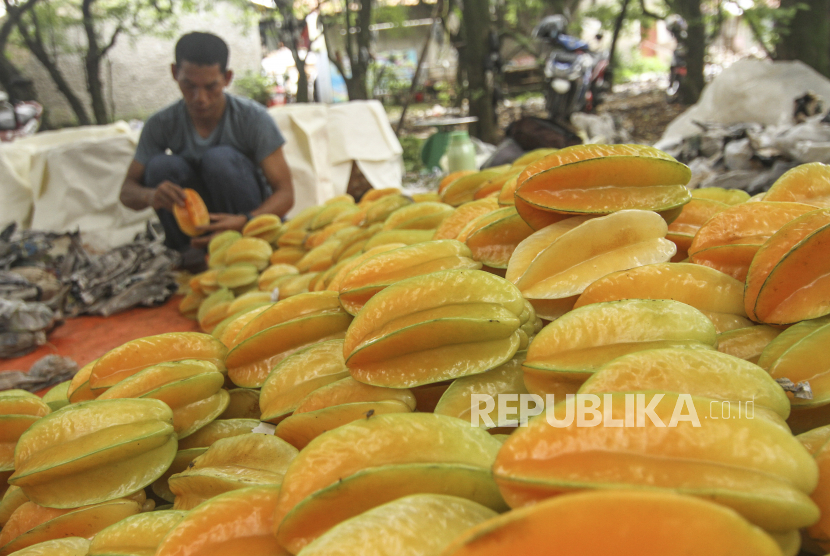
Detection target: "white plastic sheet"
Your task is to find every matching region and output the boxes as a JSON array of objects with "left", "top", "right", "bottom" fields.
[
  {"left": 0, "top": 101, "right": 404, "bottom": 248},
  {"left": 657, "top": 60, "right": 830, "bottom": 150}
]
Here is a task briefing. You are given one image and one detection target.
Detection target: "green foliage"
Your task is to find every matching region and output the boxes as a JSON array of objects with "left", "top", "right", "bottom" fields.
[
  {"left": 615, "top": 52, "right": 669, "bottom": 82},
  {"left": 233, "top": 71, "right": 276, "bottom": 105},
  {"left": 743, "top": 1, "right": 802, "bottom": 52},
  {"left": 399, "top": 135, "right": 424, "bottom": 174}
]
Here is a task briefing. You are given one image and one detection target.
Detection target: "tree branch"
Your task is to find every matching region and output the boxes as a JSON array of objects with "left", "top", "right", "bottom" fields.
[
  {"left": 638, "top": 0, "right": 665, "bottom": 19},
  {"left": 0, "top": 0, "right": 39, "bottom": 45},
  {"left": 101, "top": 23, "right": 125, "bottom": 56},
  {"left": 744, "top": 12, "right": 775, "bottom": 59}
]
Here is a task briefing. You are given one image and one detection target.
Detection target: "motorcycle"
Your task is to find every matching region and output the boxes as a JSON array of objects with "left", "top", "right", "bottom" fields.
[
  {"left": 666, "top": 15, "right": 688, "bottom": 103},
  {"left": 532, "top": 15, "right": 611, "bottom": 124},
  {"left": 0, "top": 91, "right": 43, "bottom": 142}
]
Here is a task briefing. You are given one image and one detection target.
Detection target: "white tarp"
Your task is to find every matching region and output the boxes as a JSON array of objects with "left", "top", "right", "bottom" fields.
[
  {"left": 656, "top": 60, "right": 830, "bottom": 150},
  {"left": 0, "top": 100, "right": 403, "bottom": 248}
]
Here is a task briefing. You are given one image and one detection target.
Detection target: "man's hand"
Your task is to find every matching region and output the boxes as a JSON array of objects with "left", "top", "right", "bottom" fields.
[
  {"left": 151, "top": 181, "right": 187, "bottom": 212},
  {"left": 191, "top": 213, "right": 248, "bottom": 248}
]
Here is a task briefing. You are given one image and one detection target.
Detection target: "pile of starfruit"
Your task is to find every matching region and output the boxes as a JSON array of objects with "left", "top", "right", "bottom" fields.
[{"left": 6, "top": 147, "right": 830, "bottom": 556}]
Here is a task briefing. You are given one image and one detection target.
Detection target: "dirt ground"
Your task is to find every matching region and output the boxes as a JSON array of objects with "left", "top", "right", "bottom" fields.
[
  {"left": 496, "top": 83, "right": 689, "bottom": 146},
  {"left": 596, "top": 87, "right": 688, "bottom": 145}
]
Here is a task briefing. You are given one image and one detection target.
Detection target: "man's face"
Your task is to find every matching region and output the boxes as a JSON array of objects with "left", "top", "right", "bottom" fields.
[{"left": 172, "top": 61, "right": 233, "bottom": 120}]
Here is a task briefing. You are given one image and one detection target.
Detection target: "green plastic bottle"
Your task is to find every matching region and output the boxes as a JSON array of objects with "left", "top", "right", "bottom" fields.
[{"left": 446, "top": 130, "right": 477, "bottom": 172}]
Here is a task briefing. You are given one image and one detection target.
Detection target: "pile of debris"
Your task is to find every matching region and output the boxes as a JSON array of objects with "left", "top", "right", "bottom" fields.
[
  {"left": 656, "top": 60, "right": 830, "bottom": 195},
  {"left": 0, "top": 222, "right": 180, "bottom": 359}
]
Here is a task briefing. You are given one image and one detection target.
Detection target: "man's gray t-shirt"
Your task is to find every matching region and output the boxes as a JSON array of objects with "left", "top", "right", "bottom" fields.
[{"left": 134, "top": 93, "right": 286, "bottom": 172}]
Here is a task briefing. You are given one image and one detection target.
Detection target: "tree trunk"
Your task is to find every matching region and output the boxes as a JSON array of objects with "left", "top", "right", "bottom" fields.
[
  {"left": 777, "top": 0, "right": 830, "bottom": 77},
  {"left": 669, "top": 0, "right": 705, "bottom": 104},
  {"left": 15, "top": 9, "right": 92, "bottom": 125},
  {"left": 346, "top": 0, "right": 372, "bottom": 100},
  {"left": 0, "top": 0, "right": 40, "bottom": 102},
  {"left": 461, "top": 0, "right": 497, "bottom": 143},
  {"left": 82, "top": 0, "right": 110, "bottom": 124},
  {"left": 295, "top": 57, "right": 309, "bottom": 102},
  {"left": 607, "top": 0, "right": 631, "bottom": 85}
]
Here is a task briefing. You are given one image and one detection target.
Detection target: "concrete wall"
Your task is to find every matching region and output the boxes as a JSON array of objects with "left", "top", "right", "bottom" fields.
[{"left": 15, "top": 1, "right": 262, "bottom": 127}]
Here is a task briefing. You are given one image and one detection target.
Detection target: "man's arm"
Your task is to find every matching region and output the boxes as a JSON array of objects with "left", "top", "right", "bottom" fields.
[
  {"left": 120, "top": 159, "right": 186, "bottom": 212},
  {"left": 195, "top": 146, "right": 294, "bottom": 239}
]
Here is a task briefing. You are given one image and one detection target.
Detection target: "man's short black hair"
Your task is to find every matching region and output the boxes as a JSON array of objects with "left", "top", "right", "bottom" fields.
[{"left": 175, "top": 32, "right": 229, "bottom": 73}]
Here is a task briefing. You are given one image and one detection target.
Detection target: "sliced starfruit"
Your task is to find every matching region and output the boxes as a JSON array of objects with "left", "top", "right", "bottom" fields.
[
  {"left": 294, "top": 494, "right": 497, "bottom": 556},
  {"left": 574, "top": 262, "right": 747, "bottom": 332},
  {"left": 224, "top": 237, "right": 272, "bottom": 270},
  {"left": 337, "top": 240, "right": 481, "bottom": 315},
  {"left": 716, "top": 325, "right": 780, "bottom": 364},
  {"left": 506, "top": 211, "right": 676, "bottom": 320},
  {"left": 155, "top": 486, "right": 286, "bottom": 556},
  {"left": 214, "top": 304, "right": 271, "bottom": 348},
  {"left": 766, "top": 321, "right": 830, "bottom": 408},
  {"left": 441, "top": 167, "right": 510, "bottom": 207},
  {"left": 515, "top": 144, "right": 691, "bottom": 216},
  {"left": 96, "top": 360, "right": 228, "bottom": 439},
  {"left": 0, "top": 499, "right": 141, "bottom": 556},
  {"left": 259, "top": 339, "right": 350, "bottom": 423},
  {"left": 332, "top": 224, "right": 383, "bottom": 261},
  {"left": 219, "top": 388, "right": 261, "bottom": 420},
  {"left": 382, "top": 202, "right": 454, "bottom": 230},
  {"left": 745, "top": 209, "right": 830, "bottom": 324},
  {"left": 284, "top": 205, "right": 325, "bottom": 231},
  {"left": 172, "top": 189, "right": 209, "bottom": 237},
  {"left": 0, "top": 537, "right": 89, "bottom": 556},
  {"left": 296, "top": 240, "right": 340, "bottom": 273},
  {"left": 274, "top": 413, "right": 503, "bottom": 551},
  {"left": 757, "top": 317, "right": 830, "bottom": 370},
  {"left": 475, "top": 167, "right": 524, "bottom": 200},
  {"left": 692, "top": 187, "right": 750, "bottom": 205},
  {"left": 89, "top": 332, "right": 227, "bottom": 391},
  {"left": 362, "top": 229, "right": 435, "bottom": 250},
  {"left": 494, "top": 392, "right": 819, "bottom": 532},
  {"left": 66, "top": 359, "right": 99, "bottom": 403},
  {"left": 365, "top": 195, "right": 412, "bottom": 224},
  {"left": 804, "top": 429, "right": 830, "bottom": 553},
  {"left": 269, "top": 246, "right": 306, "bottom": 265},
  {"left": 0, "top": 391, "right": 50, "bottom": 473},
  {"left": 197, "top": 288, "right": 234, "bottom": 333},
  {"left": 463, "top": 207, "right": 534, "bottom": 269},
  {"left": 764, "top": 162, "right": 830, "bottom": 207},
  {"left": 168, "top": 433, "right": 297, "bottom": 510},
  {"left": 277, "top": 272, "right": 320, "bottom": 299},
  {"left": 523, "top": 299, "right": 717, "bottom": 398},
  {"left": 0, "top": 487, "right": 28, "bottom": 528},
  {"left": 434, "top": 353, "right": 528, "bottom": 429},
  {"left": 688, "top": 201, "right": 816, "bottom": 281},
  {"left": 225, "top": 292, "right": 352, "bottom": 388},
  {"left": 666, "top": 197, "right": 729, "bottom": 260},
  {"left": 86, "top": 510, "right": 187, "bottom": 556},
  {"left": 275, "top": 378, "right": 416, "bottom": 449},
  {"left": 151, "top": 418, "right": 261, "bottom": 502},
  {"left": 579, "top": 348, "right": 790, "bottom": 419},
  {"left": 326, "top": 243, "right": 405, "bottom": 293},
  {"left": 208, "top": 230, "right": 241, "bottom": 254},
  {"left": 439, "top": 171, "right": 477, "bottom": 194},
  {"left": 275, "top": 400, "right": 412, "bottom": 450},
  {"left": 310, "top": 203, "right": 359, "bottom": 231},
  {"left": 242, "top": 214, "right": 282, "bottom": 244},
  {"left": 441, "top": 490, "right": 783, "bottom": 556},
  {"left": 178, "top": 291, "right": 204, "bottom": 319},
  {"left": 216, "top": 263, "right": 259, "bottom": 290},
  {"left": 433, "top": 197, "right": 500, "bottom": 240},
  {"left": 344, "top": 269, "right": 526, "bottom": 387},
  {"left": 9, "top": 398, "right": 177, "bottom": 509},
  {"left": 304, "top": 222, "right": 352, "bottom": 250}
]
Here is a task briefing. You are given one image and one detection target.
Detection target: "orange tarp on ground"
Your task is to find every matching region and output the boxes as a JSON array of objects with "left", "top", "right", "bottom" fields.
[{"left": 0, "top": 296, "right": 199, "bottom": 377}]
